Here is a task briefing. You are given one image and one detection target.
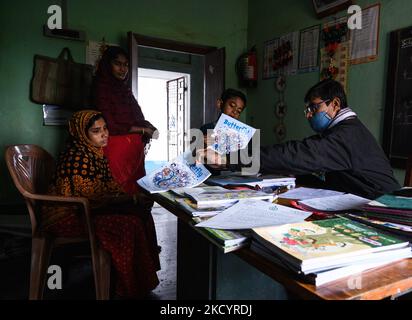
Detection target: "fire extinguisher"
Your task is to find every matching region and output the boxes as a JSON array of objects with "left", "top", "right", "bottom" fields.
[{"left": 236, "top": 46, "right": 258, "bottom": 88}]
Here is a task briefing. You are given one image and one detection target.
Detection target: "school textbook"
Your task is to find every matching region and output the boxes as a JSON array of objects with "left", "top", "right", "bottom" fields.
[
  {"left": 252, "top": 217, "right": 411, "bottom": 274},
  {"left": 209, "top": 113, "right": 256, "bottom": 155},
  {"left": 137, "top": 151, "right": 211, "bottom": 193},
  {"left": 250, "top": 240, "right": 411, "bottom": 287}
]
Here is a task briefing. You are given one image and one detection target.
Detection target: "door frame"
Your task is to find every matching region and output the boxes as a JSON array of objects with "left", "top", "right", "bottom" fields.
[{"left": 128, "top": 31, "right": 226, "bottom": 125}]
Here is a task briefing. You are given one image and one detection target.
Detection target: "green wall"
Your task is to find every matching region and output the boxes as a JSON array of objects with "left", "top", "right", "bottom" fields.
[
  {"left": 246, "top": 0, "right": 412, "bottom": 184},
  {"left": 0, "top": 0, "right": 248, "bottom": 203}
]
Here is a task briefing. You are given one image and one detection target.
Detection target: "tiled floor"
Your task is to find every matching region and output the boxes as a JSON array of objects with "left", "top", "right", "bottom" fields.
[{"left": 0, "top": 203, "right": 177, "bottom": 300}]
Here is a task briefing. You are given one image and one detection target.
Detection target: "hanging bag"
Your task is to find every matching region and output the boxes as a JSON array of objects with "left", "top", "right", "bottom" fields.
[{"left": 31, "top": 47, "right": 93, "bottom": 109}]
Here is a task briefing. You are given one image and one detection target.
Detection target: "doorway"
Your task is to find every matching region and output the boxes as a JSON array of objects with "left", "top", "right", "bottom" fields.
[{"left": 138, "top": 68, "right": 190, "bottom": 173}]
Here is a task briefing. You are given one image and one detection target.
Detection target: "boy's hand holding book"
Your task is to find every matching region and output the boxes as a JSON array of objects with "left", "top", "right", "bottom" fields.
[{"left": 196, "top": 148, "right": 227, "bottom": 169}]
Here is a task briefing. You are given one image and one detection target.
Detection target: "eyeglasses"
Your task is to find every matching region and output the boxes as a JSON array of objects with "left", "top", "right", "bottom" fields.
[{"left": 304, "top": 99, "right": 330, "bottom": 116}]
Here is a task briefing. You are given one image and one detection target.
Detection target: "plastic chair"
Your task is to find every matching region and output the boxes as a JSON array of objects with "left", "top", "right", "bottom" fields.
[
  {"left": 405, "top": 155, "right": 412, "bottom": 187},
  {"left": 5, "top": 144, "right": 111, "bottom": 300}
]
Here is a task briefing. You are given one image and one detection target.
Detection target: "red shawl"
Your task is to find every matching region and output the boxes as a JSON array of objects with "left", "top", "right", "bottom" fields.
[{"left": 92, "top": 51, "right": 156, "bottom": 136}]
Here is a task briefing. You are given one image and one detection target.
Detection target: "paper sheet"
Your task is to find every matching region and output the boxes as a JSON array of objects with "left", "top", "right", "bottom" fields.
[
  {"left": 195, "top": 199, "right": 311, "bottom": 230},
  {"left": 279, "top": 187, "right": 344, "bottom": 200},
  {"left": 299, "top": 194, "right": 371, "bottom": 211},
  {"left": 350, "top": 4, "right": 380, "bottom": 64}
]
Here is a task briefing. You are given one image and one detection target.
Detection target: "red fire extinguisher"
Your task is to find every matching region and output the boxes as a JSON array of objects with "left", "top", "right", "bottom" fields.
[{"left": 236, "top": 46, "right": 258, "bottom": 88}]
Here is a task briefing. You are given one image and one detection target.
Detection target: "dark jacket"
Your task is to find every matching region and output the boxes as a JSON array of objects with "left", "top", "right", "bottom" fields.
[{"left": 260, "top": 118, "right": 400, "bottom": 199}]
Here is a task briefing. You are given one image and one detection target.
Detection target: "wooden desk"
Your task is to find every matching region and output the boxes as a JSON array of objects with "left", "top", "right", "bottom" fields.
[{"left": 150, "top": 192, "right": 412, "bottom": 300}]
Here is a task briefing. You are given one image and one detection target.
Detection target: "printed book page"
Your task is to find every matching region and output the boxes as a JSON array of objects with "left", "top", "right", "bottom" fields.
[{"left": 137, "top": 151, "right": 211, "bottom": 193}]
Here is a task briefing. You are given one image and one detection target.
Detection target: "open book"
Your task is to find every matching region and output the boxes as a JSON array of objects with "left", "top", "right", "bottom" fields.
[
  {"left": 208, "top": 113, "right": 256, "bottom": 154},
  {"left": 137, "top": 152, "right": 211, "bottom": 193}
]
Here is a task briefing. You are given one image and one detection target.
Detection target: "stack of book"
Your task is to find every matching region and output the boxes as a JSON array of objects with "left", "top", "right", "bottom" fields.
[
  {"left": 185, "top": 188, "right": 275, "bottom": 208},
  {"left": 175, "top": 198, "right": 233, "bottom": 217},
  {"left": 206, "top": 173, "right": 296, "bottom": 192},
  {"left": 251, "top": 216, "right": 412, "bottom": 286},
  {"left": 192, "top": 217, "right": 250, "bottom": 253},
  {"left": 348, "top": 190, "right": 412, "bottom": 239}
]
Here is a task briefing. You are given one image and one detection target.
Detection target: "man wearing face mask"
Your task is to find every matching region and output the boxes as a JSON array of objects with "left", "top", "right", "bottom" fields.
[
  {"left": 258, "top": 79, "right": 400, "bottom": 199},
  {"left": 200, "top": 79, "right": 400, "bottom": 199}
]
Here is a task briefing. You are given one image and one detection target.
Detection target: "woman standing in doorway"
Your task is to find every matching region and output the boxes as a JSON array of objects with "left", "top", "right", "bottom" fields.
[{"left": 92, "top": 46, "right": 158, "bottom": 195}]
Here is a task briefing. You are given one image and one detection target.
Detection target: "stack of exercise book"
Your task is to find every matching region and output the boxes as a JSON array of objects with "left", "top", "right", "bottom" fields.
[
  {"left": 185, "top": 188, "right": 275, "bottom": 208},
  {"left": 192, "top": 217, "right": 250, "bottom": 253},
  {"left": 347, "top": 188, "right": 412, "bottom": 239},
  {"left": 251, "top": 216, "right": 412, "bottom": 287},
  {"left": 175, "top": 198, "right": 233, "bottom": 218}
]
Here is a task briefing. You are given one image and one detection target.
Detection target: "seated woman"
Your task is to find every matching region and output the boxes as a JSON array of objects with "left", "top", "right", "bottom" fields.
[{"left": 42, "top": 110, "right": 160, "bottom": 299}]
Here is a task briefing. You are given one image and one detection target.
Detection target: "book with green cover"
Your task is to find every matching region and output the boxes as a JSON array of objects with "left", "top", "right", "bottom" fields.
[
  {"left": 192, "top": 217, "right": 250, "bottom": 253},
  {"left": 252, "top": 217, "right": 410, "bottom": 273},
  {"left": 369, "top": 194, "right": 412, "bottom": 210}
]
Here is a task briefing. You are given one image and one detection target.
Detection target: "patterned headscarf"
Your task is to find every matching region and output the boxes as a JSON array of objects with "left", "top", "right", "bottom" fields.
[
  {"left": 68, "top": 109, "right": 104, "bottom": 157},
  {"left": 42, "top": 110, "right": 122, "bottom": 228}
]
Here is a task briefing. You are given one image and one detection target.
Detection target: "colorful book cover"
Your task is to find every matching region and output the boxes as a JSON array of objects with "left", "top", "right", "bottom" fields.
[
  {"left": 252, "top": 217, "right": 409, "bottom": 270},
  {"left": 209, "top": 113, "right": 256, "bottom": 155},
  {"left": 137, "top": 152, "right": 211, "bottom": 193},
  {"left": 346, "top": 213, "right": 412, "bottom": 237}
]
